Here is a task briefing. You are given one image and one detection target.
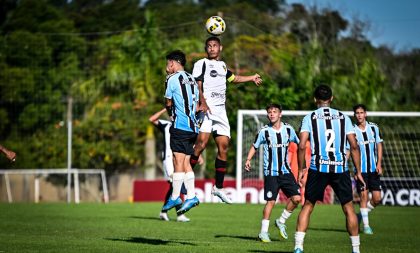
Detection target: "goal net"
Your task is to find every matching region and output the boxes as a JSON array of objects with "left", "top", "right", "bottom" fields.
[{"left": 236, "top": 110, "right": 420, "bottom": 206}]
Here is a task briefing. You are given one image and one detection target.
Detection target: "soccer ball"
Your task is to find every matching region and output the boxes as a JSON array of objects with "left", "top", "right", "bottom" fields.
[{"left": 205, "top": 16, "right": 226, "bottom": 36}]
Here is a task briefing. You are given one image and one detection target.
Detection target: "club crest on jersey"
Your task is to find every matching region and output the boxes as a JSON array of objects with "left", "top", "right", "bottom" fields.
[{"left": 210, "top": 70, "right": 218, "bottom": 77}]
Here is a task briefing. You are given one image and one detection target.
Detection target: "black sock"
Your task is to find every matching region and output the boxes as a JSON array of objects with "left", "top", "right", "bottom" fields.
[
  {"left": 215, "top": 158, "right": 227, "bottom": 189},
  {"left": 190, "top": 154, "right": 199, "bottom": 169}
]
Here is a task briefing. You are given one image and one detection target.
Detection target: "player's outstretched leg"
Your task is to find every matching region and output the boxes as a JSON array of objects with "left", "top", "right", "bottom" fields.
[{"left": 212, "top": 157, "right": 233, "bottom": 204}]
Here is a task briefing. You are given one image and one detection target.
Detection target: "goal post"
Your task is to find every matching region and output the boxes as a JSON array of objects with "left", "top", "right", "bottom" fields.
[
  {"left": 0, "top": 169, "right": 109, "bottom": 203},
  {"left": 236, "top": 110, "right": 420, "bottom": 206}
]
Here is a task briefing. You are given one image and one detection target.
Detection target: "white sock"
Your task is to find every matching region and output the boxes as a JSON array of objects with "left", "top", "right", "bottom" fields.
[
  {"left": 294, "top": 231, "right": 305, "bottom": 250},
  {"left": 367, "top": 201, "right": 375, "bottom": 211},
  {"left": 171, "top": 172, "right": 185, "bottom": 200},
  {"left": 184, "top": 171, "right": 196, "bottom": 199},
  {"left": 350, "top": 235, "right": 360, "bottom": 253},
  {"left": 261, "top": 219, "right": 270, "bottom": 233},
  {"left": 360, "top": 208, "right": 369, "bottom": 227},
  {"left": 279, "top": 209, "right": 292, "bottom": 224}
]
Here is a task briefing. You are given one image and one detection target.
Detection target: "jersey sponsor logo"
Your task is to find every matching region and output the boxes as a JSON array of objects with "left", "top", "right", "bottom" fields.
[
  {"left": 312, "top": 114, "right": 345, "bottom": 120},
  {"left": 358, "top": 138, "right": 376, "bottom": 145},
  {"left": 210, "top": 91, "right": 225, "bottom": 99},
  {"left": 181, "top": 78, "right": 196, "bottom": 86},
  {"left": 210, "top": 70, "right": 218, "bottom": 77},
  {"left": 269, "top": 143, "right": 289, "bottom": 148},
  {"left": 319, "top": 159, "right": 344, "bottom": 166}
]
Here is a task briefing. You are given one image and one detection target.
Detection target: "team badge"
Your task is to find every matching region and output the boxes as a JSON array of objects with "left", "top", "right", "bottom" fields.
[{"left": 267, "top": 191, "right": 273, "bottom": 198}]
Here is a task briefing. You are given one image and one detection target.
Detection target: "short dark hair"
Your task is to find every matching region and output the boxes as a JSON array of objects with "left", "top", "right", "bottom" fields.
[
  {"left": 205, "top": 36, "right": 221, "bottom": 46},
  {"left": 166, "top": 50, "right": 186, "bottom": 66},
  {"left": 314, "top": 84, "right": 333, "bottom": 100},
  {"left": 353, "top": 104, "right": 367, "bottom": 113},
  {"left": 266, "top": 103, "right": 282, "bottom": 112}
]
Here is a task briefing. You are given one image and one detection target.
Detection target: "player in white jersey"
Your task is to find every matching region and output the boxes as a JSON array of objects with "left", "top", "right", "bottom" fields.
[
  {"left": 149, "top": 108, "right": 190, "bottom": 222},
  {"left": 190, "top": 36, "right": 263, "bottom": 204}
]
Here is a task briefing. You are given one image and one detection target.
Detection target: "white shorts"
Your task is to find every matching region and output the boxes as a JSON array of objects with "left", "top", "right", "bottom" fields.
[{"left": 200, "top": 104, "right": 231, "bottom": 138}]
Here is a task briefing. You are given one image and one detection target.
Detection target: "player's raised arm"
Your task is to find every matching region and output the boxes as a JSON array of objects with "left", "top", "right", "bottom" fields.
[
  {"left": 149, "top": 108, "right": 167, "bottom": 126},
  {"left": 232, "top": 73, "right": 263, "bottom": 86},
  {"left": 0, "top": 145, "right": 16, "bottom": 162},
  {"left": 245, "top": 145, "right": 257, "bottom": 171}
]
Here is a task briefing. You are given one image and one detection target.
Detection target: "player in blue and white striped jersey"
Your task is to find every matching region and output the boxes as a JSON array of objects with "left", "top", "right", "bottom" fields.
[
  {"left": 245, "top": 104, "right": 301, "bottom": 243},
  {"left": 294, "top": 85, "right": 365, "bottom": 253},
  {"left": 353, "top": 104, "right": 383, "bottom": 235},
  {"left": 163, "top": 50, "right": 200, "bottom": 215},
  {"left": 149, "top": 108, "right": 190, "bottom": 222}
]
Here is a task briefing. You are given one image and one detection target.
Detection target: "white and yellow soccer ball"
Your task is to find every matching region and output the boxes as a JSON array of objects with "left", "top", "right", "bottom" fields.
[{"left": 205, "top": 16, "right": 226, "bottom": 36}]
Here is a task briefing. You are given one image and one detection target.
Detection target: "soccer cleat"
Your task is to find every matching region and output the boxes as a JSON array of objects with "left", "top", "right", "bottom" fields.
[
  {"left": 159, "top": 212, "right": 170, "bottom": 221},
  {"left": 294, "top": 248, "right": 304, "bottom": 253},
  {"left": 275, "top": 219, "right": 288, "bottom": 239},
  {"left": 258, "top": 232, "right": 271, "bottom": 243},
  {"left": 363, "top": 226, "right": 373, "bottom": 234},
  {"left": 177, "top": 214, "right": 190, "bottom": 222},
  {"left": 177, "top": 196, "right": 200, "bottom": 215},
  {"left": 211, "top": 185, "right": 233, "bottom": 204},
  {"left": 162, "top": 197, "right": 182, "bottom": 212}
]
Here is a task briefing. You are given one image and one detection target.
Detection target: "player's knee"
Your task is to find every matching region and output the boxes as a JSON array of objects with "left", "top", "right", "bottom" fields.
[
  {"left": 217, "top": 143, "right": 229, "bottom": 154},
  {"left": 266, "top": 200, "right": 276, "bottom": 207},
  {"left": 196, "top": 139, "right": 208, "bottom": 151},
  {"left": 291, "top": 195, "right": 301, "bottom": 205},
  {"left": 372, "top": 196, "right": 381, "bottom": 206}
]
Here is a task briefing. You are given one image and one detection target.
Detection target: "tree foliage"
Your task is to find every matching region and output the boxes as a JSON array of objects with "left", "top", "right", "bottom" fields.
[{"left": 0, "top": 0, "right": 418, "bottom": 176}]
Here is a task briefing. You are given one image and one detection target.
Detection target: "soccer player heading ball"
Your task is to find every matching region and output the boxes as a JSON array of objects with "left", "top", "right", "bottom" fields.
[{"left": 189, "top": 36, "right": 262, "bottom": 204}]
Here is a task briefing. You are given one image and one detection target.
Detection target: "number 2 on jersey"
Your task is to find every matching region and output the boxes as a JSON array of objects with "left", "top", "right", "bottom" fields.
[{"left": 325, "top": 129, "right": 336, "bottom": 152}]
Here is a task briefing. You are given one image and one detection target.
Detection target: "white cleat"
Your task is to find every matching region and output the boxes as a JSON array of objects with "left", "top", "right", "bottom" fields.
[
  {"left": 177, "top": 214, "right": 190, "bottom": 222},
  {"left": 159, "top": 212, "right": 170, "bottom": 221},
  {"left": 211, "top": 185, "right": 233, "bottom": 204}
]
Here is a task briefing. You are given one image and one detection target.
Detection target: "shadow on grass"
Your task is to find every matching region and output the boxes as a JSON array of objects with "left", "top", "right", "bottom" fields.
[
  {"left": 308, "top": 227, "right": 347, "bottom": 233},
  {"left": 128, "top": 216, "right": 162, "bottom": 221},
  {"left": 215, "top": 234, "right": 257, "bottom": 241},
  {"left": 106, "top": 237, "right": 197, "bottom": 246},
  {"left": 248, "top": 250, "right": 292, "bottom": 253}
]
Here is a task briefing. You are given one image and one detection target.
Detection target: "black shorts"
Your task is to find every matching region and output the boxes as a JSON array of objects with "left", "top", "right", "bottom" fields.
[
  {"left": 305, "top": 169, "right": 353, "bottom": 205},
  {"left": 264, "top": 173, "right": 300, "bottom": 201},
  {"left": 356, "top": 172, "right": 382, "bottom": 193},
  {"left": 169, "top": 128, "right": 197, "bottom": 155}
]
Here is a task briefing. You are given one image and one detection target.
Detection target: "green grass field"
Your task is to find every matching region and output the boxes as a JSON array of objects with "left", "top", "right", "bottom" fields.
[{"left": 0, "top": 203, "right": 419, "bottom": 253}]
